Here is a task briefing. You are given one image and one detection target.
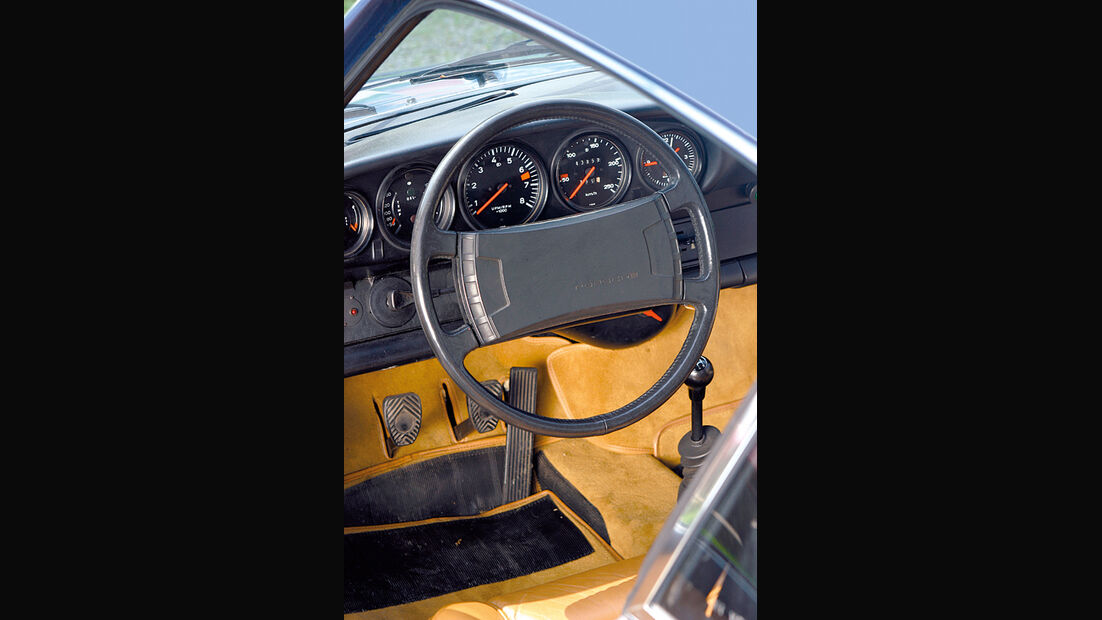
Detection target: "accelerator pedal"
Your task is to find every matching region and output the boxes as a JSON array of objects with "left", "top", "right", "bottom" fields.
[
  {"left": 503, "top": 367, "right": 538, "bottom": 504},
  {"left": 381, "top": 392, "right": 422, "bottom": 447},
  {"left": 455, "top": 380, "right": 503, "bottom": 440}
]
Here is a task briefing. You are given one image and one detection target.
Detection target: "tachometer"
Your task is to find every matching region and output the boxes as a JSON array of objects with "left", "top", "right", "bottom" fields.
[
  {"left": 638, "top": 129, "right": 704, "bottom": 191},
  {"left": 376, "top": 165, "right": 456, "bottom": 249},
  {"left": 553, "top": 132, "right": 630, "bottom": 210},
  {"left": 344, "top": 190, "right": 373, "bottom": 259},
  {"left": 459, "top": 142, "right": 547, "bottom": 229}
]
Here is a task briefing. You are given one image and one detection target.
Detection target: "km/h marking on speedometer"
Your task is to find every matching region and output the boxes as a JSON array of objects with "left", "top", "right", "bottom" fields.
[{"left": 554, "top": 133, "right": 630, "bottom": 210}]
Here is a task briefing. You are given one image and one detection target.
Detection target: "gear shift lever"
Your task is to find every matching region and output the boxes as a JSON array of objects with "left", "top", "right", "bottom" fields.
[{"left": 678, "top": 356, "right": 721, "bottom": 497}]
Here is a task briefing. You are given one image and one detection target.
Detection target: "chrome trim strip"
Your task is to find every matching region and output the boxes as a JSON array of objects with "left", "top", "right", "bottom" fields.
[{"left": 621, "top": 385, "right": 757, "bottom": 619}]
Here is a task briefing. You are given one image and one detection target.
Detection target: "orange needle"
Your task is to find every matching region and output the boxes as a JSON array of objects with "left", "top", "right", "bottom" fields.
[
  {"left": 675, "top": 147, "right": 680, "bottom": 153},
  {"left": 569, "top": 166, "right": 596, "bottom": 200},
  {"left": 350, "top": 221, "right": 358, "bottom": 232},
  {"left": 476, "top": 183, "right": 508, "bottom": 215},
  {"left": 642, "top": 309, "right": 663, "bottom": 322},
  {"left": 643, "top": 160, "right": 659, "bottom": 167},
  {"left": 704, "top": 566, "right": 727, "bottom": 617}
]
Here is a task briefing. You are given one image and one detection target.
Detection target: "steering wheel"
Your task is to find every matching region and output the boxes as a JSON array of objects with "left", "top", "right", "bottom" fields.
[{"left": 411, "top": 99, "right": 719, "bottom": 438}]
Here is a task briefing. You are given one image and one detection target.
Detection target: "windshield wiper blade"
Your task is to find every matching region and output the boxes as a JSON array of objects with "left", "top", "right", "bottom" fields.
[
  {"left": 364, "top": 39, "right": 565, "bottom": 89},
  {"left": 407, "top": 61, "right": 508, "bottom": 84}
]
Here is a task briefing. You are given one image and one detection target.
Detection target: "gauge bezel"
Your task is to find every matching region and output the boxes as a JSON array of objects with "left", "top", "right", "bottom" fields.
[
  {"left": 344, "top": 189, "right": 373, "bottom": 260},
  {"left": 551, "top": 130, "right": 633, "bottom": 212},
  {"left": 456, "top": 140, "right": 549, "bottom": 230},
  {"left": 635, "top": 127, "right": 706, "bottom": 191},
  {"left": 375, "top": 163, "right": 456, "bottom": 250}
]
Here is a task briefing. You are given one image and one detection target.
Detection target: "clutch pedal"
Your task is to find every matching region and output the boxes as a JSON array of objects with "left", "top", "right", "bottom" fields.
[{"left": 381, "top": 393, "right": 422, "bottom": 447}]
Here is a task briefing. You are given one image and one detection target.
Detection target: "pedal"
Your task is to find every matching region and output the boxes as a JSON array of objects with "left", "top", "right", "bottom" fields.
[
  {"left": 455, "top": 380, "right": 503, "bottom": 440},
  {"left": 381, "top": 393, "right": 422, "bottom": 447},
  {"left": 502, "top": 368, "right": 537, "bottom": 504}
]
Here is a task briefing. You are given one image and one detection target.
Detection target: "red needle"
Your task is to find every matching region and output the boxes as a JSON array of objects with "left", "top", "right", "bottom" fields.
[
  {"left": 569, "top": 166, "right": 596, "bottom": 200},
  {"left": 643, "top": 160, "right": 659, "bottom": 167},
  {"left": 476, "top": 183, "right": 508, "bottom": 215}
]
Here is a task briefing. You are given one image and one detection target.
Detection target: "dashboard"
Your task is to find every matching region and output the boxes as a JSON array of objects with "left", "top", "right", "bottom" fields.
[
  {"left": 344, "top": 70, "right": 757, "bottom": 377},
  {"left": 345, "top": 120, "right": 707, "bottom": 265}
]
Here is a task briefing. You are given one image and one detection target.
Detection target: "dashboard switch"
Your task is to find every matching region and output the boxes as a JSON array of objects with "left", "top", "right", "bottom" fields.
[{"left": 345, "top": 295, "right": 364, "bottom": 327}]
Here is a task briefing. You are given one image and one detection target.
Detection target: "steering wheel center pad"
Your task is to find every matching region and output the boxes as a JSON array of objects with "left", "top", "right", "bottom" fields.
[{"left": 456, "top": 193, "right": 680, "bottom": 343}]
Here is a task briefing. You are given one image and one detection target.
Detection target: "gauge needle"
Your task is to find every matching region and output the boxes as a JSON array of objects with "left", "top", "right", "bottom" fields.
[
  {"left": 350, "top": 222, "right": 358, "bottom": 232},
  {"left": 704, "top": 566, "right": 727, "bottom": 618},
  {"left": 569, "top": 166, "right": 596, "bottom": 200},
  {"left": 643, "top": 160, "right": 658, "bottom": 167},
  {"left": 476, "top": 183, "right": 509, "bottom": 215}
]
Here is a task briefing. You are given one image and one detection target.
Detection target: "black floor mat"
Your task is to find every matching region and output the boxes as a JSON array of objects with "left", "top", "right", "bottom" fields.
[
  {"left": 344, "top": 494, "right": 595, "bottom": 612},
  {"left": 534, "top": 451, "right": 611, "bottom": 545},
  {"left": 344, "top": 447, "right": 506, "bottom": 527}
]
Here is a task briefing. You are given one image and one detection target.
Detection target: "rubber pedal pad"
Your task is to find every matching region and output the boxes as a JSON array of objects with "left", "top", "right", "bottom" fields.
[
  {"left": 381, "top": 392, "right": 422, "bottom": 447},
  {"left": 466, "top": 380, "right": 503, "bottom": 433},
  {"left": 502, "top": 367, "right": 537, "bottom": 504}
]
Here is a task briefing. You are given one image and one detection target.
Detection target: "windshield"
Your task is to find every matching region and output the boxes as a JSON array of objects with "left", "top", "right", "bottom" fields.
[
  {"left": 373, "top": 10, "right": 527, "bottom": 80},
  {"left": 346, "top": 10, "right": 588, "bottom": 122}
]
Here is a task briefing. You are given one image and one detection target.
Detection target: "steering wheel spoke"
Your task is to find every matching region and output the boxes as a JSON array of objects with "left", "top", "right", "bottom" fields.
[
  {"left": 682, "top": 278, "right": 715, "bottom": 309},
  {"left": 439, "top": 323, "right": 479, "bottom": 362},
  {"left": 423, "top": 226, "right": 459, "bottom": 259}
]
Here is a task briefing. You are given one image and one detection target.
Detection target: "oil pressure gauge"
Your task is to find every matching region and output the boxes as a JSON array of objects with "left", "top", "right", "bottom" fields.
[
  {"left": 637, "top": 129, "right": 704, "bottom": 191},
  {"left": 344, "top": 190, "right": 373, "bottom": 259}
]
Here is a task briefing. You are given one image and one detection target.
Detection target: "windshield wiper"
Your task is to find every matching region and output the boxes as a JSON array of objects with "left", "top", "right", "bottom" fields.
[
  {"left": 366, "top": 39, "right": 565, "bottom": 89},
  {"left": 407, "top": 61, "right": 509, "bottom": 84}
]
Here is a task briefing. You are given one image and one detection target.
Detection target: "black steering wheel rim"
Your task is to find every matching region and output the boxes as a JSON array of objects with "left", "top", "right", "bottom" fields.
[{"left": 411, "top": 99, "right": 719, "bottom": 437}]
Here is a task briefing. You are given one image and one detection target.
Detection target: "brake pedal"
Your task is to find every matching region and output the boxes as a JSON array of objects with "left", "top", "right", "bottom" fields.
[
  {"left": 381, "top": 393, "right": 422, "bottom": 447},
  {"left": 455, "top": 380, "right": 503, "bottom": 440},
  {"left": 503, "top": 368, "right": 537, "bottom": 504}
]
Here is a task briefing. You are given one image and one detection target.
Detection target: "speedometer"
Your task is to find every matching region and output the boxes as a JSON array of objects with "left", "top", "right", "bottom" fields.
[
  {"left": 553, "top": 133, "right": 630, "bottom": 210},
  {"left": 459, "top": 142, "right": 547, "bottom": 229}
]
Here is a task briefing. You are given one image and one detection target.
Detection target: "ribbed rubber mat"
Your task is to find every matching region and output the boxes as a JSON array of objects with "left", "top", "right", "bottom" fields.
[{"left": 344, "top": 494, "right": 595, "bottom": 612}]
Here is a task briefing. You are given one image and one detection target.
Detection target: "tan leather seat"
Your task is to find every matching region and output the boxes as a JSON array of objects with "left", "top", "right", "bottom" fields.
[{"left": 430, "top": 556, "right": 644, "bottom": 620}]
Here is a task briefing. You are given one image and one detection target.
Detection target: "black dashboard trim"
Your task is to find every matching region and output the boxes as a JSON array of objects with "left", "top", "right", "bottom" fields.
[{"left": 342, "top": 255, "right": 756, "bottom": 378}]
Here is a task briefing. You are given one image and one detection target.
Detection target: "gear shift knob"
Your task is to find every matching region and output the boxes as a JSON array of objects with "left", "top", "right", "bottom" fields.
[{"left": 685, "top": 356, "right": 714, "bottom": 393}]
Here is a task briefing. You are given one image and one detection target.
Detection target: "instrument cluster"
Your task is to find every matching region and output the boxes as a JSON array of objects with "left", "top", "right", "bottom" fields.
[{"left": 344, "top": 123, "right": 706, "bottom": 263}]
